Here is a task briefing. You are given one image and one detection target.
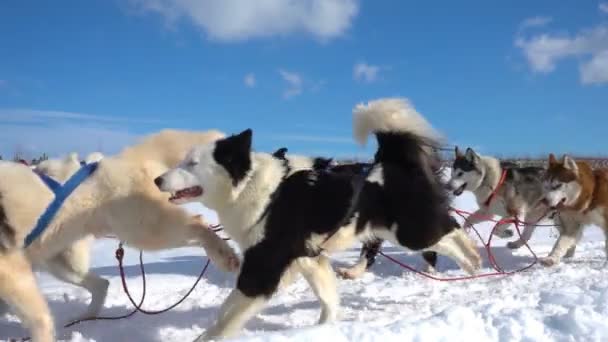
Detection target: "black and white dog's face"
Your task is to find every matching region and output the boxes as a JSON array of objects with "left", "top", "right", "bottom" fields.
[
  {"left": 447, "top": 147, "right": 485, "bottom": 196},
  {"left": 155, "top": 129, "right": 253, "bottom": 207}
]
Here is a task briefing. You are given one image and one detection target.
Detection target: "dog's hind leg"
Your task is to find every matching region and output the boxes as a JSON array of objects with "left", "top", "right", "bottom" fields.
[
  {"left": 0, "top": 252, "right": 55, "bottom": 342},
  {"left": 297, "top": 256, "right": 339, "bottom": 324},
  {"left": 421, "top": 251, "right": 438, "bottom": 273},
  {"left": 337, "top": 239, "right": 382, "bottom": 279},
  {"left": 45, "top": 237, "right": 109, "bottom": 321},
  {"left": 426, "top": 229, "right": 482, "bottom": 275}
]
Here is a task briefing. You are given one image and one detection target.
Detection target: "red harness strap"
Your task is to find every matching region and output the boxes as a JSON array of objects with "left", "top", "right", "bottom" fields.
[{"left": 484, "top": 169, "right": 507, "bottom": 207}]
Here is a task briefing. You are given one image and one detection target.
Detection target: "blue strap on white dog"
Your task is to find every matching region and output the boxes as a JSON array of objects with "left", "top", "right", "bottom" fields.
[{"left": 24, "top": 162, "right": 99, "bottom": 248}]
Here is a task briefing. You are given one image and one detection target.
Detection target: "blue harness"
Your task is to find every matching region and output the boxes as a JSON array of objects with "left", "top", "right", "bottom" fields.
[{"left": 24, "top": 162, "right": 99, "bottom": 248}]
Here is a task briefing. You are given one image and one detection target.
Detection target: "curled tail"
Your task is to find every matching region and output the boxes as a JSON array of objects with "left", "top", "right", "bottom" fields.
[{"left": 353, "top": 97, "right": 442, "bottom": 146}]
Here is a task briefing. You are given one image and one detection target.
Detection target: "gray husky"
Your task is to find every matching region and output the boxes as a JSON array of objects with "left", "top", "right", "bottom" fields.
[{"left": 447, "top": 147, "right": 552, "bottom": 249}]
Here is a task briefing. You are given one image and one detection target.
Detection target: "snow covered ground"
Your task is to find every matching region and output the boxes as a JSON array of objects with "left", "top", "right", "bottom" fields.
[{"left": 2, "top": 193, "right": 608, "bottom": 342}]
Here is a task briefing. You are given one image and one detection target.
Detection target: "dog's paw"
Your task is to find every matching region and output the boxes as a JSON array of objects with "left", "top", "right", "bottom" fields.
[
  {"left": 506, "top": 241, "right": 522, "bottom": 250},
  {"left": 539, "top": 257, "right": 558, "bottom": 267},
  {"left": 494, "top": 229, "right": 514, "bottom": 239},
  {"left": 208, "top": 246, "right": 241, "bottom": 273},
  {"left": 336, "top": 267, "right": 362, "bottom": 280}
]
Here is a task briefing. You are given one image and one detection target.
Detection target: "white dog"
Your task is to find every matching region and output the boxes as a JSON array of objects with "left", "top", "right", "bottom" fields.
[{"left": 0, "top": 130, "right": 239, "bottom": 342}]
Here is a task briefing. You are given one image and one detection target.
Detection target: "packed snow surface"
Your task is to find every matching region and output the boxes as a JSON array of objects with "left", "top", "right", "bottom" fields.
[{"left": 2, "top": 193, "right": 607, "bottom": 342}]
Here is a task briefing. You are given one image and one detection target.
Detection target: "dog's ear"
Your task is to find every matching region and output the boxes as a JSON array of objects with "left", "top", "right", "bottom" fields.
[
  {"left": 562, "top": 155, "right": 578, "bottom": 173},
  {"left": 214, "top": 129, "right": 253, "bottom": 186},
  {"left": 455, "top": 146, "right": 463, "bottom": 158},
  {"left": 272, "top": 147, "right": 288, "bottom": 159},
  {"left": 548, "top": 153, "right": 557, "bottom": 166},
  {"left": 465, "top": 148, "right": 478, "bottom": 162},
  {"left": 235, "top": 129, "right": 252, "bottom": 151}
]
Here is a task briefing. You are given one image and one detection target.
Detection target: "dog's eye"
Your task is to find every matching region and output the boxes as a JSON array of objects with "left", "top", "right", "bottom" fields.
[
  {"left": 186, "top": 160, "right": 199, "bottom": 167},
  {"left": 457, "top": 172, "right": 464, "bottom": 177},
  {"left": 551, "top": 183, "right": 562, "bottom": 190}
]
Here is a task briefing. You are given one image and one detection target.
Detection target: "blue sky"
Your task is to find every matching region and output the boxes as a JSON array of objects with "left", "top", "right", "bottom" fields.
[{"left": 1, "top": 0, "right": 607, "bottom": 160}]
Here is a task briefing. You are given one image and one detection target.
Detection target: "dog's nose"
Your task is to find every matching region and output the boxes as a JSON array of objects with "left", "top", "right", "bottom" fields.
[{"left": 154, "top": 176, "right": 164, "bottom": 188}]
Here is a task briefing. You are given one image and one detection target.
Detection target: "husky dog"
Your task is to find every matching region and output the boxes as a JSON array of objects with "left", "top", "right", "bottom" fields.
[
  {"left": 538, "top": 154, "right": 608, "bottom": 266},
  {"left": 446, "top": 147, "right": 550, "bottom": 249},
  {"left": 156, "top": 97, "right": 482, "bottom": 340},
  {"left": 0, "top": 130, "right": 239, "bottom": 342}
]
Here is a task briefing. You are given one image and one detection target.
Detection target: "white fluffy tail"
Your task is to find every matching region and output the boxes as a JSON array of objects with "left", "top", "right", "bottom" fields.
[{"left": 353, "top": 97, "right": 441, "bottom": 145}]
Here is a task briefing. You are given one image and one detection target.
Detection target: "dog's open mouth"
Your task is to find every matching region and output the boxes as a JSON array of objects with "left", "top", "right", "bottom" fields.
[
  {"left": 453, "top": 183, "right": 467, "bottom": 196},
  {"left": 169, "top": 186, "right": 203, "bottom": 202}
]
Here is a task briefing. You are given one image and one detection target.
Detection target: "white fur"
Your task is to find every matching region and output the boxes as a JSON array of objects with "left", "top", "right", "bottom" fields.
[
  {"left": 0, "top": 129, "right": 240, "bottom": 341},
  {"left": 353, "top": 97, "right": 442, "bottom": 146}
]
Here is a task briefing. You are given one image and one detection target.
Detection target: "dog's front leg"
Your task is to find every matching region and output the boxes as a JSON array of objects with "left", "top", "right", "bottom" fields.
[
  {"left": 197, "top": 227, "right": 240, "bottom": 273},
  {"left": 540, "top": 222, "right": 580, "bottom": 267},
  {"left": 506, "top": 209, "right": 540, "bottom": 249},
  {"left": 197, "top": 245, "right": 288, "bottom": 341},
  {"left": 196, "top": 289, "right": 267, "bottom": 341},
  {"left": 462, "top": 207, "right": 490, "bottom": 228}
]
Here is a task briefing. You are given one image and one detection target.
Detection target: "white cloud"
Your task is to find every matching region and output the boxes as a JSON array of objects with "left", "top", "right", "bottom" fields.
[
  {"left": 0, "top": 109, "right": 165, "bottom": 125},
  {"left": 519, "top": 16, "right": 552, "bottom": 31},
  {"left": 580, "top": 50, "right": 608, "bottom": 84},
  {"left": 0, "top": 109, "right": 164, "bottom": 159},
  {"left": 278, "top": 69, "right": 303, "bottom": 99},
  {"left": 353, "top": 62, "right": 380, "bottom": 83},
  {"left": 600, "top": 2, "right": 608, "bottom": 14},
  {"left": 244, "top": 73, "right": 256, "bottom": 88},
  {"left": 515, "top": 23, "right": 608, "bottom": 84},
  {"left": 128, "top": 0, "right": 359, "bottom": 42}
]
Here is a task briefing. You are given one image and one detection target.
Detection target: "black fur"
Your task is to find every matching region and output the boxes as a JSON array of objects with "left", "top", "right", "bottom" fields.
[
  {"left": 453, "top": 155, "right": 478, "bottom": 173},
  {"left": 231, "top": 130, "right": 458, "bottom": 298},
  {"left": 213, "top": 129, "right": 253, "bottom": 186},
  {"left": 272, "top": 147, "right": 288, "bottom": 159},
  {"left": 0, "top": 194, "right": 16, "bottom": 251},
  {"left": 312, "top": 157, "right": 333, "bottom": 171}
]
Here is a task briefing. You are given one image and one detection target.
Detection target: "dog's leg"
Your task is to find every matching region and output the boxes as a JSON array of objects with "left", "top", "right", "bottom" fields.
[
  {"left": 0, "top": 298, "right": 8, "bottom": 316},
  {"left": 195, "top": 222, "right": 240, "bottom": 273},
  {"left": 337, "top": 239, "right": 382, "bottom": 279},
  {"left": 196, "top": 288, "right": 267, "bottom": 341},
  {"left": 425, "top": 229, "right": 482, "bottom": 275},
  {"left": 421, "top": 251, "right": 438, "bottom": 273},
  {"left": 507, "top": 209, "right": 544, "bottom": 249},
  {"left": 297, "top": 256, "right": 339, "bottom": 324},
  {"left": 198, "top": 242, "right": 290, "bottom": 341},
  {"left": 463, "top": 208, "right": 489, "bottom": 228},
  {"left": 564, "top": 228, "right": 583, "bottom": 259},
  {"left": 45, "top": 238, "right": 109, "bottom": 321},
  {"left": 491, "top": 220, "right": 514, "bottom": 238},
  {"left": 0, "top": 252, "right": 55, "bottom": 342},
  {"left": 113, "top": 202, "right": 240, "bottom": 273},
  {"left": 540, "top": 223, "right": 580, "bottom": 267}
]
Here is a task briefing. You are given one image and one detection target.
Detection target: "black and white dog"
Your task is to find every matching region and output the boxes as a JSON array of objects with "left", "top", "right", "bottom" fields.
[{"left": 155, "top": 98, "right": 482, "bottom": 341}]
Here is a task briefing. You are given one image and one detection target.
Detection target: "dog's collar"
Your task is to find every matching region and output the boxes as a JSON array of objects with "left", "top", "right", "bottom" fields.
[
  {"left": 483, "top": 169, "right": 507, "bottom": 207},
  {"left": 24, "top": 162, "right": 99, "bottom": 248}
]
